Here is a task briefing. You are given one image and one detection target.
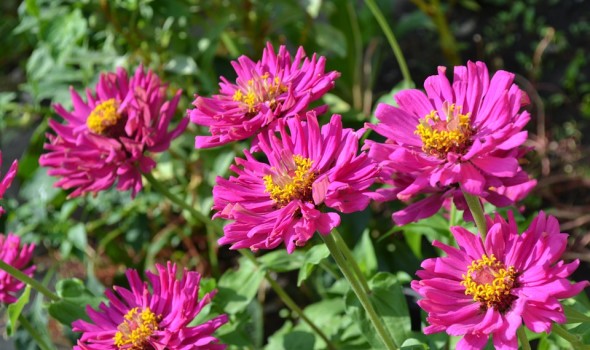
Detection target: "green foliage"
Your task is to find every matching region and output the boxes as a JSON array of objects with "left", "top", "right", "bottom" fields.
[
  {"left": 216, "top": 257, "right": 265, "bottom": 315},
  {"left": 297, "top": 244, "right": 330, "bottom": 286},
  {"left": 7, "top": 285, "right": 31, "bottom": 336},
  {"left": 48, "top": 278, "right": 103, "bottom": 326},
  {"left": 345, "top": 272, "right": 412, "bottom": 347}
]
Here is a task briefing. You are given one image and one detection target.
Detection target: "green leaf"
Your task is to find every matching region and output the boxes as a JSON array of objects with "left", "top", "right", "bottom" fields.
[
  {"left": 216, "top": 257, "right": 265, "bottom": 314},
  {"left": 345, "top": 272, "right": 411, "bottom": 348},
  {"left": 25, "top": 0, "right": 40, "bottom": 18},
  {"left": 400, "top": 338, "right": 428, "bottom": 349},
  {"left": 302, "top": 298, "right": 346, "bottom": 337},
  {"left": 352, "top": 229, "right": 377, "bottom": 277},
  {"left": 565, "top": 304, "right": 590, "bottom": 324},
  {"left": 67, "top": 223, "right": 88, "bottom": 253},
  {"left": 371, "top": 80, "right": 416, "bottom": 124},
  {"left": 165, "top": 55, "right": 199, "bottom": 75},
  {"left": 297, "top": 244, "right": 330, "bottom": 286},
  {"left": 266, "top": 329, "right": 316, "bottom": 350},
  {"left": 45, "top": 8, "right": 87, "bottom": 53},
  {"left": 386, "top": 213, "right": 453, "bottom": 259},
  {"left": 265, "top": 321, "right": 294, "bottom": 350},
  {"left": 258, "top": 250, "right": 305, "bottom": 272},
  {"left": 7, "top": 285, "right": 31, "bottom": 335},
  {"left": 304, "top": 0, "right": 322, "bottom": 18},
  {"left": 26, "top": 46, "right": 55, "bottom": 92},
  {"left": 48, "top": 278, "right": 103, "bottom": 326},
  {"left": 48, "top": 299, "right": 92, "bottom": 327},
  {"left": 322, "top": 93, "right": 351, "bottom": 114},
  {"left": 217, "top": 301, "right": 264, "bottom": 348},
  {"left": 314, "top": 23, "right": 347, "bottom": 57},
  {"left": 553, "top": 324, "right": 590, "bottom": 350},
  {"left": 204, "top": 148, "right": 236, "bottom": 186}
]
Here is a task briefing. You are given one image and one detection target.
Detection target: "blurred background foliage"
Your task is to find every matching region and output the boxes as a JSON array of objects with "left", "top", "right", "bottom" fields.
[{"left": 1, "top": 0, "right": 590, "bottom": 349}]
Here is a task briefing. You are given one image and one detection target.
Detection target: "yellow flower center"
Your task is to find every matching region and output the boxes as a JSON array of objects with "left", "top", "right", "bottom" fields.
[
  {"left": 415, "top": 102, "right": 474, "bottom": 158},
  {"left": 263, "top": 155, "right": 316, "bottom": 207},
  {"left": 233, "top": 73, "right": 287, "bottom": 114},
  {"left": 113, "top": 307, "right": 159, "bottom": 349},
  {"left": 86, "top": 99, "right": 125, "bottom": 136},
  {"left": 460, "top": 254, "right": 517, "bottom": 313}
]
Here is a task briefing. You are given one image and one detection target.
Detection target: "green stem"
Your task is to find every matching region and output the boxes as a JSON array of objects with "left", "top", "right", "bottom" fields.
[
  {"left": 143, "top": 172, "right": 210, "bottom": 228},
  {"left": 322, "top": 233, "right": 398, "bottom": 350},
  {"left": 449, "top": 200, "right": 458, "bottom": 228},
  {"left": 430, "top": 0, "right": 461, "bottom": 65},
  {"left": 463, "top": 192, "right": 488, "bottom": 241},
  {"left": 0, "top": 260, "right": 59, "bottom": 302},
  {"left": 206, "top": 225, "right": 220, "bottom": 278},
  {"left": 146, "top": 172, "right": 335, "bottom": 349},
  {"left": 220, "top": 32, "right": 240, "bottom": 57},
  {"left": 364, "top": 0, "right": 413, "bottom": 86},
  {"left": 332, "top": 229, "right": 370, "bottom": 294},
  {"left": 143, "top": 173, "right": 336, "bottom": 349},
  {"left": 266, "top": 272, "right": 336, "bottom": 350},
  {"left": 240, "top": 250, "right": 337, "bottom": 350},
  {"left": 19, "top": 315, "right": 55, "bottom": 350},
  {"left": 516, "top": 327, "right": 531, "bottom": 350},
  {"left": 346, "top": 1, "right": 363, "bottom": 110},
  {"left": 411, "top": 0, "right": 461, "bottom": 66}
]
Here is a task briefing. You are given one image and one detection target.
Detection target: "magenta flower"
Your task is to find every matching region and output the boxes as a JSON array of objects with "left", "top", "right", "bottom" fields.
[
  {"left": 365, "top": 61, "right": 535, "bottom": 225},
  {"left": 214, "top": 112, "right": 377, "bottom": 253},
  {"left": 190, "top": 42, "right": 340, "bottom": 148},
  {"left": 0, "top": 233, "right": 35, "bottom": 304},
  {"left": 411, "top": 211, "right": 589, "bottom": 349},
  {"left": 40, "top": 66, "right": 188, "bottom": 198},
  {"left": 73, "top": 262, "right": 228, "bottom": 350},
  {"left": 0, "top": 152, "right": 18, "bottom": 217}
]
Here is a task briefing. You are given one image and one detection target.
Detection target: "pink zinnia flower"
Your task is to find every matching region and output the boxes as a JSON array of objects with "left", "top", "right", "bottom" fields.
[
  {"left": 40, "top": 66, "right": 188, "bottom": 198},
  {"left": 213, "top": 112, "right": 377, "bottom": 253},
  {"left": 365, "top": 61, "right": 535, "bottom": 225},
  {"left": 0, "top": 233, "right": 35, "bottom": 304},
  {"left": 0, "top": 152, "right": 18, "bottom": 217},
  {"left": 73, "top": 262, "right": 228, "bottom": 350},
  {"left": 190, "top": 42, "right": 340, "bottom": 148},
  {"left": 411, "top": 211, "right": 589, "bottom": 349}
]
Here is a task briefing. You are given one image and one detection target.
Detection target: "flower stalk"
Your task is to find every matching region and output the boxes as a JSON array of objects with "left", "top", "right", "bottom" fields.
[
  {"left": 145, "top": 172, "right": 335, "bottom": 348},
  {"left": 463, "top": 192, "right": 488, "bottom": 241},
  {"left": 19, "top": 314, "right": 56, "bottom": 350},
  {"left": 240, "top": 249, "right": 337, "bottom": 350},
  {"left": 332, "top": 229, "right": 370, "bottom": 294},
  {"left": 552, "top": 324, "right": 584, "bottom": 347},
  {"left": 323, "top": 232, "right": 398, "bottom": 350},
  {"left": 516, "top": 327, "right": 531, "bottom": 350},
  {"left": 0, "top": 259, "right": 59, "bottom": 302},
  {"left": 143, "top": 172, "right": 210, "bottom": 228},
  {"left": 364, "top": 0, "right": 412, "bottom": 86}
]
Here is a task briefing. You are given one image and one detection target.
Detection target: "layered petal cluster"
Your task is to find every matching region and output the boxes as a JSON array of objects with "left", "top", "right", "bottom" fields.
[
  {"left": 73, "top": 262, "right": 228, "bottom": 350},
  {"left": 190, "top": 42, "right": 340, "bottom": 148},
  {"left": 0, "top": 233, "right": 35, "bottom": 304},
  {"left": 214, "top": 112, "right": 377, "bottom": 253},
  {"left": 411, "top": 211, "right": 589, "bottom": 349},
  {"left": 0, "top": 152, "right": 18, "bottom": 216},
  {"left": 40, "top": 66, "right": 188, "bottom": 198},
  {"left": 365, "top": 61, "right": 535, "bottom": 225}
]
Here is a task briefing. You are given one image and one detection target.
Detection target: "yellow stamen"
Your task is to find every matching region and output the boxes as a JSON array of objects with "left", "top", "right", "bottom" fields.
[
  {"left": 460, "top": 254, "right": 517, "bottom": 312},
  {"left": 113, "top": 307, "right": 159, "bottom": 349},
  {"left": 232, "top": 73, "right": 287, "bottom": 113},
  {"left": 415, "top": 103, "right": 473, "bottom": 158},
  {"left": 263, "top": 155, "right": 316, "bottom": 207},
  {"left": 86, "top": 99, "right": 123, "bottom": 136}
]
